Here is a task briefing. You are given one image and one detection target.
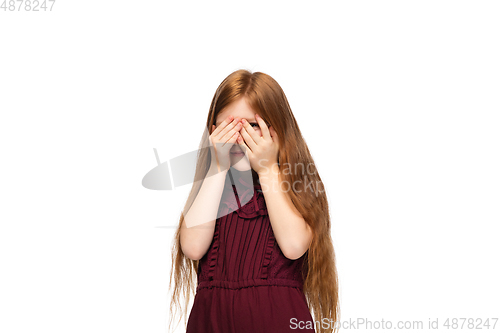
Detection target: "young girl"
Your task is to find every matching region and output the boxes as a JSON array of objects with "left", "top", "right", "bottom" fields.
[{"left": 168, "top": 69, "right": 339, "bottom": 333}]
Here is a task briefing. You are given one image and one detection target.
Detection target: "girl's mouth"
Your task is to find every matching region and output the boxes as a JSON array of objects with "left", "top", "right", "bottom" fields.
[{"left": 230, "top": 151, "right": 245, "bottom": 156}]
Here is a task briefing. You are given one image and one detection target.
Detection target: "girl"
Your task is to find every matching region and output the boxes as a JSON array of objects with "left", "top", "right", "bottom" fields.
[{"left": 168, "top": 69, "right": 339, "bottom": 333}]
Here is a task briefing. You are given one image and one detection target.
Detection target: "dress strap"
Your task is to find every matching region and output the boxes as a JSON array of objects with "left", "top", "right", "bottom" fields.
[{"left": 231, "top": 185, "right": 254, "bottom": 210}]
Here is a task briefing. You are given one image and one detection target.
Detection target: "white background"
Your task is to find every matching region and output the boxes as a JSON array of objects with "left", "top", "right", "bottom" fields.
[{"left": 1, "top": 1, "right": 499, "bottom": 332}]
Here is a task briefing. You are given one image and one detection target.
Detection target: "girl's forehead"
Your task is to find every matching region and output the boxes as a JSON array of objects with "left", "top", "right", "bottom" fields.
[{"left": 217, "top": 98, "right": 256, "bottom": 118}]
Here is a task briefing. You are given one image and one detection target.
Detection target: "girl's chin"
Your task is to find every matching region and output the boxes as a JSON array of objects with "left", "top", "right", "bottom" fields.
[
  {"left": 230, "top": 159, "right": 251, "bottom": 171},
  {"left": 230, "top": 154, "right": 248, "bottom": 161},
  {"left": 231, "top": 166, "right": 252, "bottom": 172}
]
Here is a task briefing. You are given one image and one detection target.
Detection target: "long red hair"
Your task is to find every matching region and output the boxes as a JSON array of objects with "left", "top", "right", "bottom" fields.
[{"left": 168, "top": 69, "right": 340, "bottom": 333}]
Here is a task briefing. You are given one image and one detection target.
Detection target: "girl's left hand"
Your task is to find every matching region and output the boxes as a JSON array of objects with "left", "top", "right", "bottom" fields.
[{"left": 237, "top": 114, "right": 279, "bottom": 175}]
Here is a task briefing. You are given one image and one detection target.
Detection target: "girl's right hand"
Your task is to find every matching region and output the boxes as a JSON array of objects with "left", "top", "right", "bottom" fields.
[{"left": 209, "top": 115, "right": 242, "bottom": 172}]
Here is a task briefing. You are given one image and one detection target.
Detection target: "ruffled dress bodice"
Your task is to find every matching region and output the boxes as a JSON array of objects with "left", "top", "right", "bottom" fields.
[{"left": 187, "top": 167, "right": 314, "bottom": 333}]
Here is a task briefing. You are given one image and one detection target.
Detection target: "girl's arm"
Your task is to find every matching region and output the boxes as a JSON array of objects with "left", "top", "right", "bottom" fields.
[
  {"left": 181, "top": 115, "right": 241, "bottom": 260},
  {"left": 180, "top": 164, "right": 228, "bottom": 261},
  {"left": 258, "top": 164, "right": 313, "bottom": 260},
  {"left": 238, "top": 115, "right": 313, "bottom": 261}
]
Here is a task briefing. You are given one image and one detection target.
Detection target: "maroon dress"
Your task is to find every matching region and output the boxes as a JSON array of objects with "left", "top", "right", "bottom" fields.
[{"left": 186, "top": 168, "right": 315, "bottom": 333}]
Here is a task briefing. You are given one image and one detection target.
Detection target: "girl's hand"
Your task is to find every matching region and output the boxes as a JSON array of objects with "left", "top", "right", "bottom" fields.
[
  {"left": 210, "top": 115, "right": 242, "bottom": 172},
  {"left": 237, "top": 114, "right": 279, "bottom": 175}
]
